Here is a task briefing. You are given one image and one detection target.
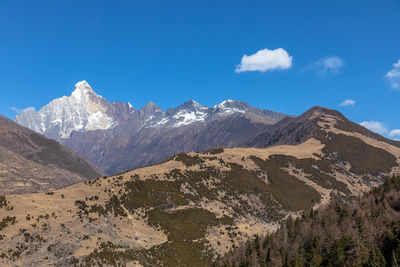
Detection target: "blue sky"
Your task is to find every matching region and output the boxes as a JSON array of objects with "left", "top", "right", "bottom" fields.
[{"left": 1, "top": 0, "right": 399, "bottom": 138}]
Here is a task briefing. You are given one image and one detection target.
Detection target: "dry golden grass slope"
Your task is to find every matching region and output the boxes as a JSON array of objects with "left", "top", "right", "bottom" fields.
[{"left": 0, "top": 108, "right": 399, "bottom": 266}]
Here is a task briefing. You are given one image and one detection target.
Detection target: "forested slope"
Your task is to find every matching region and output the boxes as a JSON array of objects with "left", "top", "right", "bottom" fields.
[{"left": 219, "top": 175, "right": 400, "bottom": 266}]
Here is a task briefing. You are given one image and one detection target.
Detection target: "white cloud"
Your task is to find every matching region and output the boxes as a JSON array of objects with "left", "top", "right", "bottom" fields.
[
  {"left": 389, "top": 129, "right": 400, "bottom": 137},
  {"left": 23, "top": 107, "right": 36, "bottom": 113},
  {"left": 358, "top": 119, "right": 400, "bottom": 140},
  {"left": 321, "top": 56, "right": 345, "bottom": 72},
  {"left": 10, "top": 106, "right": 36, "bottom": 114},
  {"left": 359, "top": 121, "right": 388, "bottom": 135},
  {"left": 307, "top": 56, "right": 345, "bottom": 75},
  {"left": 235, "top": 48, "right": 292, "bottom": 73},
  {"left": 385, "top": 59, "right": 400, "bottom": 89},
  {"left": 10, "top": 107, "right": 20, "bottom": 113},
  {"left": 358, "top": 121, "right": 400, "bottom": 140},
  {"left": 339, "top": 99, "right": 356, "bottom": 107}
]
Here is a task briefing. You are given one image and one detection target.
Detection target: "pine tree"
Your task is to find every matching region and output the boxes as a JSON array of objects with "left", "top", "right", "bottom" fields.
[
  {"left": 292, "top": 245, "right": 306, "bottom": 267},
  {"left": 308, "top": 236, "right": 322, "bottom": 267},
  {"left": 368, "top": 248, "right": 386, "bottom": 267}
]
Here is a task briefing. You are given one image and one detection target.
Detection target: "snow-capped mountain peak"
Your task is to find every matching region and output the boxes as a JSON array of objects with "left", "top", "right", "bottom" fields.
[
  {"left": 187, "top": 99, "right": 206, "bottom": 109},
  {"left": 165, "top": 100, "right": 209, "bottom": 127},
  {"left": 15, "top": 81, "right": 125, "bottom": 140},
  {"left": 214, "top": 99, "right": 234, "bottom": 107},
  {"left": 146, "top": 98, "right": 277, "bottom": 129},
  {"left": 145, "top": 99, "right": 209, "bottom": 128},
  {"left": 70, "top": 81, "right": 94, "bottom": 99},
  {"left": 74, "top": 80, "right": 93, "bottom": 92},
  {"left": 213, "top": 99, "right": 250, "bottom": 115},
  {"left": 173, "top": 99, "right": 208, "bottom": 112}
]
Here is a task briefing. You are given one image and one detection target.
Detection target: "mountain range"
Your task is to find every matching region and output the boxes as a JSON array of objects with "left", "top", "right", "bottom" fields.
[
  {"left": 15, "top": 81, "right": 287, "bottom": 174},
  {"left": 1, "top": 104, "right": 399, "bottom": 266}
]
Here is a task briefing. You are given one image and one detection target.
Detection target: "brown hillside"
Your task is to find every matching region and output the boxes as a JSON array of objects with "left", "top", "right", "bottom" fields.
[{"left": 0, "top": 115, "right": 103, "bottom": 194}]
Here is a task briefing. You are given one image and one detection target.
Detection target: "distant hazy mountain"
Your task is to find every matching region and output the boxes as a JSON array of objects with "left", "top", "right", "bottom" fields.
[
  {"left": 15, "top": 81, "right": 287, "bottom": 174},
  {"left": 0, "top": 115, "right": 103, "bottom": 194}
]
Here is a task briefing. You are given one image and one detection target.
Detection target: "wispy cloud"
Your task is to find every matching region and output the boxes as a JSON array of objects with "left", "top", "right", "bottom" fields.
[
  {"left": 10, "top": 106, "right": 36, "bottom": 114},
  {"left": 304, "top": 56, "right": 345, "bottom": 75},
  {"left": 235, "top": 48, "right": 292, "bottom": 73},
  {"left": 359, "top": 121, "right": 388, "bottom": 135},
  {"left": 389, "top": 129, "right": 400, "bottom": 138},
  {"left": 359, "top": 119, "right": 400, "bottom": 140},
  {"left": 339, "top": 99, "right": 356, "bottom": 107},
  {"left": 385, "top": 59, "right": 400, "bottom": 89}
]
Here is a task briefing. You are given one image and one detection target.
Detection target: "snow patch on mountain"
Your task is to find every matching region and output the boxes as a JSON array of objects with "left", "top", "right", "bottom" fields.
[
  {"left": 172, "top": 109, "right": 208, "bottom": 127},
  {"left": 87, "top": 111, "right": 114, "bottom": 131},
  {"left": 214, "top": 99, "right": 235, "bottom": 107},
  {"left": 152, "top": 117, "right": 169, "bottom": 127},
  {"left": 214, "top": 100, "right": 247, "bottom": 115}
]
